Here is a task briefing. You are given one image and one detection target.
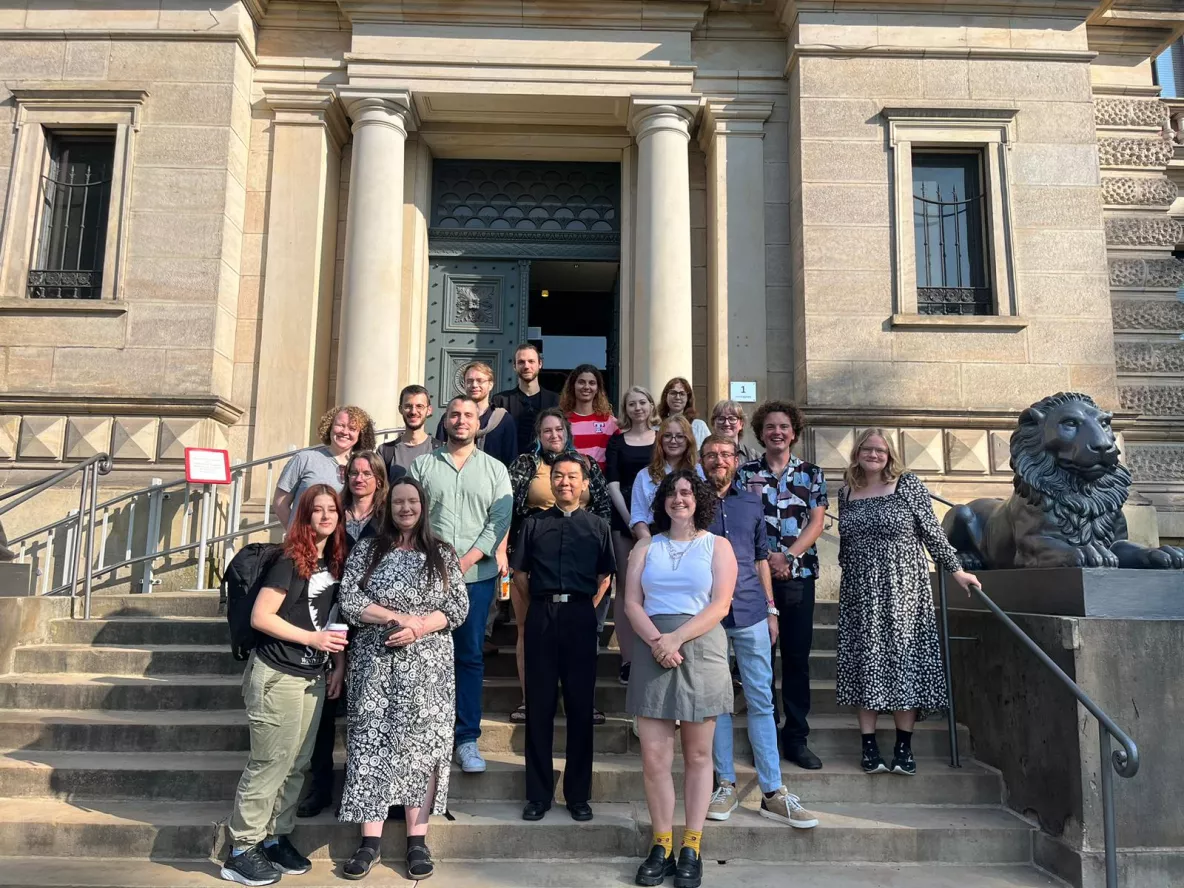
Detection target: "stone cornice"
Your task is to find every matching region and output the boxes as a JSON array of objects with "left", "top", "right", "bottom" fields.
[
  {"left": 332, "top": 0, "right": 710, "bottom": 30},
  {"left": 775, "top": 0, "right": 1100, "bottom": 26},
  {"left": 261, "top": 86, "right": 350, "bottom": 150},
  {"left": 697, "top": 98, "right": 773, "bottom": 151},
  {"left": 786, "top": 45, "right": 1096, "bottom": 76},
  {"left": 804, "top": 406, "right": 1142, "bottom": 433},
  {"left": 0, "top": 29, "right": 258, "bottom": 67},
  {"left": 0, "top": 395, "right": 244, "bottom": 425},
  {"left": 11, "top": 83, "right": 149, "bottom": 130}
]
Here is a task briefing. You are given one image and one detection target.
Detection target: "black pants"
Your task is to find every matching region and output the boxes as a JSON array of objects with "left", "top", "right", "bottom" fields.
[
  {"left": 306, "top": 692, "right": 338, "bottom": 798},
  {"left": 524, "top": 596, "right": 597, "bottom": 805},
  {"left": 771, "top": 577, "right": 816, "bottom": 748}
]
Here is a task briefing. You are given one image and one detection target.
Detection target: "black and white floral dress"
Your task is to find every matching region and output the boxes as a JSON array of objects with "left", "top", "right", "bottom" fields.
[
  {"left": 835, "top": 472, "right": 962, "bottom": 712},
  {"left": 337, "top": 541, "right": 468, "bottom": 822}
]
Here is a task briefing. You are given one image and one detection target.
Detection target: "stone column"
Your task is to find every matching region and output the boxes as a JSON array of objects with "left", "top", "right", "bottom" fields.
[
  {"left": 629, "top": 97, "right": 699, "bottom": 392},
  {"left": 698, "top": 100, "right": 774, "bottom": 405},
  {"left": 253, "top": 88, "right": 348, "bottom": 461},
  {"left": 336, "top": 88, "right": 417, "bottom": 428}
]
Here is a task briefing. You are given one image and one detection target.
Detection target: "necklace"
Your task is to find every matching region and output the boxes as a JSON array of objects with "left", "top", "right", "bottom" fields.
[{"left": 664, "top": 534, "right": 696, "bottom": 571}]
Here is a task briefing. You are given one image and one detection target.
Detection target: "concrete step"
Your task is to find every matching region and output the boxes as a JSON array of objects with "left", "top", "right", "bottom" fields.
[
  {"left": 0, "top": 673, "right": 848, "bottom": 714},
  {"left": 0, "top": 709, "right": 968, "bottom": 758},
  {"left": 82, "top": 594, "right": 224, "bottom": 620},
  {"left": 0, "top": 857, "right": 1067, "bottom": 887},
  {"left": 13, "top": 644, "right": 839, "bottom": 681},
  {"left": 0, "top": 798, "right": 1035, "bottom": 863},
  {"left": 0, "top": 749, "right": 1000, "bottom": 806}
]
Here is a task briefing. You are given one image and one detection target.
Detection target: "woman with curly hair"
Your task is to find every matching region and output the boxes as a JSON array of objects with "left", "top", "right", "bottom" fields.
[
  {"left": 559, "top": 364, "right": 618, "bottom": 470},
  {"left": 273, "top": 405, "right": 376, "bottom": 528},
  {"left": 624, "top": 470, "right": 736, "bottom": 888},
  {"left": 629, "top": 415, "right": 697, "bottom": 541},
  {"left": 221, "top": 485, "right": 348, "bottom": 887},
  {"left": 658, "top": 377, "right": 711, "bottom": 451}
]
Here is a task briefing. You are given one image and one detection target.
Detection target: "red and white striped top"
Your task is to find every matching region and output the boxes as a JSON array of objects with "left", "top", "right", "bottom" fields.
[{"left": 567, "top": 412, "right": 619, "bottom": 470}]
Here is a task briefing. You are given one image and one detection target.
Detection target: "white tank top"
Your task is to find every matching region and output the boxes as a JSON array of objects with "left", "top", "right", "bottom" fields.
[{"left": 641, "top": 532, "right": 716, "bottom": 618}]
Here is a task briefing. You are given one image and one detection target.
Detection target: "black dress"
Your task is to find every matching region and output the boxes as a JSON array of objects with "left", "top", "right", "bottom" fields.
[{"left": 605, "top": 432, "right": 655, "bottom": 534}]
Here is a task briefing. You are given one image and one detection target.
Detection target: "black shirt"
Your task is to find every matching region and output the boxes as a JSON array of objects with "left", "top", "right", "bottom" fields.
[
  {"left": 604, "top": 432, "right": 655, "bottom": 534},
  {"left": 510, "top": 506, "right": 615, "bottom": 599},
  {"left": 492, "top": 386, "right": 560, "bottom": 457},
  {"left": 254, "top": 554, "right": 340, "bottom": 678}
]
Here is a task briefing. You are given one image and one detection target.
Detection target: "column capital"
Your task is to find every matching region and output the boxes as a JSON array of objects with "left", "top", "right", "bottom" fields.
[
  {"left": 336, "top": 86, "right": 419, "bottom": 136},
  {"left": 628, "top": 95, "right": 701, "bottom": 142},
  {"left": 261, "top": 86, "right": 350, "bottom": 149},
  {"left": 697, "top": 99, "right": 774, "bottom": 151}
]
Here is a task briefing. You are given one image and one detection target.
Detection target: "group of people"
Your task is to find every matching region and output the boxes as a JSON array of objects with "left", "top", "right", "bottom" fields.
[{"left": 220, "top": 342, "right": 979, "bottom": 888}]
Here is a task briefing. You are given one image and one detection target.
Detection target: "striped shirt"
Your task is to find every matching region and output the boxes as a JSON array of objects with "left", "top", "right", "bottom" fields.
[{"left": 566, "top": 412, "right": 619, "bottom": 470}]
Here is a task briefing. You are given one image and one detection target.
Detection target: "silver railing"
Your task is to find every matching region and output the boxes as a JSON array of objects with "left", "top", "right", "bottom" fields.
[{"left": 4, "top": 428, "right": 403, "bottom": 618}]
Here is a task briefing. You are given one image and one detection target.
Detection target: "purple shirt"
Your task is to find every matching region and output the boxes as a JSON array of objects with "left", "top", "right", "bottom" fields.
[{"left": 706, "top": 487, "right": 769, "bottom": 629}]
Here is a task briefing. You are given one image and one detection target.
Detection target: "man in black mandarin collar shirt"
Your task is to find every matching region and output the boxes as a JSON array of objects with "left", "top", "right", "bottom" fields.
[{"left": 510, "top": 453, "right": 615, "bottom": 823}]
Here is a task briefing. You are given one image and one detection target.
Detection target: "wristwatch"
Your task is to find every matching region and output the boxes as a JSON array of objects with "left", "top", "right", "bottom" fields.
[{"left": 766, "top": 603, "right": 779, "bottom": 617}]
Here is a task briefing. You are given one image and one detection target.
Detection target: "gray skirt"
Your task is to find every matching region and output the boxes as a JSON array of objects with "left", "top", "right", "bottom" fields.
[{"left": 625, "top": 614, "right": 733, "bottom": 722}]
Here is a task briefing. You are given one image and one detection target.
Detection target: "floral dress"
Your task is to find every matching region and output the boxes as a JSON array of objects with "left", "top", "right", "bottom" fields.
[
  {"left": 835, "top": 472, "right": 961, "bottom": 712},
  {"left": 336, "top": 540, "right": 468, "bottom": 821}
]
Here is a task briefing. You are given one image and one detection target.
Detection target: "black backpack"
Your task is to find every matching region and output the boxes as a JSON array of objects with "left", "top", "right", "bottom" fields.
[{"left": 223, "top": 542, "right": 298, "bottom": 661}]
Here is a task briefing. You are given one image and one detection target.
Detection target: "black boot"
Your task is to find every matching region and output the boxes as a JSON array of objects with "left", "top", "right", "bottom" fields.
[
  {"left": 635, "top": 845, "right": 676, "bottom": 886},
  {"left": 296, "top": 785, "right": 332, "bottom": 818}
]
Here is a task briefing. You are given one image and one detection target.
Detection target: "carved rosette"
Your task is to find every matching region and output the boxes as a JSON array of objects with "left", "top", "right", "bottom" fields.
[
  {"left": 1100, "top": 176, "right": 1177, "bottom": 207},
  {"left": 1104, "top": 216, "right": 1184, "bottom": 248},
  {"left": 1114, "top": 342, "right": 1184, "bottom": 374},
  {"left": 1094, "top": 97, "right": 1170, "bottom": 129},
  {"left": 1097, "top": 136, "right": 1175, "bottom": 169},
  {"left": 1119, "top": 385, "right": 1184, "bottom": 416},
  {"left": 1125, "top": 445, "right": 1184, "bottom": 482},
  {"left": 1109, "top": 258, "right": 1184, "bottom": 290}
]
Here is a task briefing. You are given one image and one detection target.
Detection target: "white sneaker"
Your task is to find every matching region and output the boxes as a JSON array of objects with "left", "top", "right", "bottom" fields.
[
  {"left": 759, "top": 786, "right": 818, "bottom": 829},
  {"left": 706, "top": 780, "right": 738, "bottom": 821},
  {"left": 454, "top": 741, "right": 486, "bottom": 773}
]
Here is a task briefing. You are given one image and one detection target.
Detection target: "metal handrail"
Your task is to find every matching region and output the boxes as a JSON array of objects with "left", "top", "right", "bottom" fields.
[{"left": 0, "top": 453, "right": 111, "bottom": 513}]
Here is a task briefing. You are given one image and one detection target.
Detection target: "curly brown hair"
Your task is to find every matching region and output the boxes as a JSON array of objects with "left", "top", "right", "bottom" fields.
[
  {"left": 650, "top": 469, "right": 718, "bottom": 535},
  {"left": 318, "top": 405, "right": 376, "bottom": 453},
  {"left": 559, "top": 364, "right": 613, "bottom": 416},
  {"left": 658, "top": 376, "right": 698, "bottom": 422},
  {"left": 750, "top": 400, "right": 805, "bottom": 448}
]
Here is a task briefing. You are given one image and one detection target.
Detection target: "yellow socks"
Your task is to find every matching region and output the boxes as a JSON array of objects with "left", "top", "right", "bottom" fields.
[
  {"left": 682, "top": 828, "right": 703, "bottom": 855},
  {"left": 653, "top": 831, "right": 673, "bottom": 856}
]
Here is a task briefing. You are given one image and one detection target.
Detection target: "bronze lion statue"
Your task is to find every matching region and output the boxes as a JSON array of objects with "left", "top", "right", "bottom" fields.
[{"left": 942, "top": 392, "right": 1184, "bottom": 570}]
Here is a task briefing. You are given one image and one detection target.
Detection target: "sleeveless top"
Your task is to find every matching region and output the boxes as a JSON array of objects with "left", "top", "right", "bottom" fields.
[{"left": 641, "top": 532, "right": 716, "bottom": 618}]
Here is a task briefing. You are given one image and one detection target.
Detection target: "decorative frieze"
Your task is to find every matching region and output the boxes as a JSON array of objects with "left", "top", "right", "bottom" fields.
[
  {"left": 111, "top": 417, "right": 159, "bottom": 462},
  {"left": 1109, "top": 258, "right": 1184, "bottom": 290},
  {"left": 901, "top": 428, "right": 943, "bottom": 473},
  {"left": 1111, "top": 298, "right": 1184, "bottom": 330},
  {"left": 17, "top": 416, "right": 65, "bottom": 460},
  {"left": 0, "top": 416, "right": 18, "bottom": 460},
  {"left": 1094, "top": 97, "right": 1169, "bottom": 129},
  {"left": 1125, "top": 445, "right": 1184, "bottom": 482},
  {"left": 811, "top": 427, "right": 855, "bottom": 471},
  {"left": 810, "top": 426, "right": 1012, "bottom": 476},
  {"left": 1100, "top": 176, "right": 1177, "bottom": 207},
  {"left": 1097, "top": 136, "right": 1175, "bottom": 169},
  {"left": 945, "top": 429, "right": 990, "bottom": 474},
  {"left": 1119, "top": 385, "right": 1184, "bottom": 416},
  {"left": 1104, "top": 216, "right": 1183, "bottom": 248},
  {"left": 1114, "top": 342, "right": 1184, "bottom": 375},
  {"left": 65, "top": 417, "right": 113, "bottom": 461}
]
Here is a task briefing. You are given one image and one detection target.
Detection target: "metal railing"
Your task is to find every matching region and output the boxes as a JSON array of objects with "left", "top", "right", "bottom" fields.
[{"left": 5, "top": 428, "right": 403, "bottom": 618}]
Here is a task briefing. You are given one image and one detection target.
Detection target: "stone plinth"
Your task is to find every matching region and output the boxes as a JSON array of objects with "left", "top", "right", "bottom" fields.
[{"left": 951, "top": 568, "right": 1184, "bottom": 620}]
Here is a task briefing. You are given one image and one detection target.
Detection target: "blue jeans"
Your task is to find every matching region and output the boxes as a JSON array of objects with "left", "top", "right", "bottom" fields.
[
  {"left": 454, "top": 577, "right": 497, "bottom": 746},
  {"left": 713, "top": 619, "right": 781, "bottom": 793}
]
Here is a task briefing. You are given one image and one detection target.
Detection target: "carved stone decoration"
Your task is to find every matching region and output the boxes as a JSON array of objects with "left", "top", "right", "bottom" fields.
[
  {"left": 1145, "top": 259, "right": 1184, "bottom": 290},
  {"left": 900, "top": 428, "right": 943, "bottom": 473},
  {"left": 988, "top": 431, "right": 1011, "bottom": 474},
  {"left": 65, "top": 417, "right": 113, "bottom": 460},
  {"left": 111, "top": 417, "right": 158, "bottom": 462},
  {"left": 0, "top": 415, "right": 17, "bottom": 460},
  {"left": 1100, "top": 176, "right": 1177, "bottom": 207},
  {"left": 1125, "top": 445, "right": 1184, "bottom": 482},
  {"left": 1111, "top": 298, "right": 1184, "bottom": 330},
  {"left": 945, "top": 429, "right": 989, "bottom": 474},
  {"left": 1094, "top": 97, "right": 1170, "bottom": 129},
  {"left": 1114, "top": 342, "right": 1184, "bottom": 375},
  {"left": 1119, "top": 385, "right": 1184, "bottom": 416},
  {"left": 443, "top": 275, "right": 502, "bottom": 333},
  {"left": 1096, "top": 136, "right": 1175, "bottom": 169},
  {"left": 942, "top": 392, "right": 1184, "bottom": 569},
  {"left": 1104, "top": 216, "right": 1183, "bottom": 248},
  {"left": 17, "top": 416, "right": 66, "bottom": 460},
  {"left": 158, "top": 417, "right": 204, "bottom": 461},
  {"left": 811, "top": 427, "right": 855, "bottom": 471}
]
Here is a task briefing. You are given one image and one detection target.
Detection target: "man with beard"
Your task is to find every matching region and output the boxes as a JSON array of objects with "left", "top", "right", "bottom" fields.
[
  {"left": 434, "top": 362, "right": 518, "bottom": 468},
  {"left": 700, "top": 435, "right": 818, "bottom": 830},
  {"left": 409, "top": 397, "right": 513, "bottom": 775},
  {"left": 378, "top": 385, "right": 438, "bottom": 481},
  {"left": 492, "top": 343, "right": 560, "bottom": 458}
]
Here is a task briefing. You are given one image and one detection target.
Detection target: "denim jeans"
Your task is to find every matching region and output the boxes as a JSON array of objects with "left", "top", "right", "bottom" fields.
[
  {"left": 455, "top": 577, "right": 498, "bottom": 746},
  {"left": 713, "top": 619, "right": 781, "bottom": 793}
]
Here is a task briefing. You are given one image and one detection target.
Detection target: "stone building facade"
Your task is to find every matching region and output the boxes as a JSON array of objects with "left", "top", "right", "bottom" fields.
[{"left": 0, "top": 0, "right": 1182, "bottom": 542}]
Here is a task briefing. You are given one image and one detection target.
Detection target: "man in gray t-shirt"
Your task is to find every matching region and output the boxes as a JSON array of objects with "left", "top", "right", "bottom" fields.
[{"left": 275, "top": 446, "right": 343, "bottom": 526}]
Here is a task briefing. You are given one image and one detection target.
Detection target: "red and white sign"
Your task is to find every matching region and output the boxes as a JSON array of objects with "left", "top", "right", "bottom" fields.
[{"left": 185, "top": 448, "right": 232, "bottom": 485}]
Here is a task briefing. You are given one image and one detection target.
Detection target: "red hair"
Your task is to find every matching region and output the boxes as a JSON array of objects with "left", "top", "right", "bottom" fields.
[{"left": 283, "top": 484, "right": 346, "bottom": 580}]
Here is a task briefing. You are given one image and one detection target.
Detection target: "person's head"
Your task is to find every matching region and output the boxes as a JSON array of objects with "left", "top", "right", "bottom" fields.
[
  {"left": 659, "top": 377, "right": 698, "bottom": 421},
  {"left": 550, "top": 453, "right": 589, "bottom": 510},
  {"left": 700, "top": 434, "right": 739, "bottom": 492},
  {"left": 443, "top": 396, "right": 480, "bottom": 446},
  {"left": 534, "top": 407, "right": 572, "bottom": 455},
  {"left": 560, "top": 364, "right": 612, "bottom": 415},
  {"left": 318, "top": 405, "right": 375, "bottom": 455},
  {"left": 343, "top": 451, "right": 388, "bottom": 520},
  {"left": 461, "top": 361, "right": 496, "bottom": 405},
  {"left": 845, "top": 428, "right": 903, "bottom": 491},
  {"left": 284, "top": 484, "right": 346, "bottom": 579},
  {"left": 650, "top": 469, "right": 718, "bottom": 535},
  {"left": 751, "top": 400, "right": 805, "bottom": 454},
  {"left": 512, "top": 343, "right": 542, "bottom": 384},
  {"left": 710, "top": 399, "right": 747, "bottom": 444},
  {"left": 618, "top": 385, "right": 659, "bottom": 433},
  {"left": 398, "top": 385, "right": 432, "bottom": 432},
  {"left": 366, "top": 476, "right": 450, "bottom": 588},
  {"left": 648, "top": 414, "right": 697, "bottom": 482}
]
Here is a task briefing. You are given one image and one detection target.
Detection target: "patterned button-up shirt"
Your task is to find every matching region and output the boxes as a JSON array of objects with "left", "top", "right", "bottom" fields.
[{"left": 736, "top": 453, "right": 828, "bottom": 579}]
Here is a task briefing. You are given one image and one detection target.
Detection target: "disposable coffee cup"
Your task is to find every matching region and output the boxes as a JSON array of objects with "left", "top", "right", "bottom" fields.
[{"left": 327, "top": 622, "right": 349, "bottom": 636}]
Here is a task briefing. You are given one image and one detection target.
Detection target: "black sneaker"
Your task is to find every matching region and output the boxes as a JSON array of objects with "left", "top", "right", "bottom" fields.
[
  {"left": 672, "top": 847, "right": 702, "bottom": 888},
  {"left": 220, "top": 844, "right": 281, "bottom": 886},
  {"left": 635, "top": 844, "right": 676, "bottom": 886},
  {"left": 861, "top": 745, "right": 889, "bottom": 774},
  {"left": 263, "top": 835, "right": 311, "bottom": 874},
  {"left": 619, "top": 662, "right": 631, "bottom": 686},
  {"left": 890, "top": 744, "right": 917, "bottom": 776}
]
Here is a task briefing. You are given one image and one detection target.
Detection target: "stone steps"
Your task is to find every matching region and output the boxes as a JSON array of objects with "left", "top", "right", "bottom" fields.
[
  {"left": 0, "top": 749, "right": 1000, "bottom": 805},
  {"left": 0, "top": 798, "right": 1036, "bottom": 864}
]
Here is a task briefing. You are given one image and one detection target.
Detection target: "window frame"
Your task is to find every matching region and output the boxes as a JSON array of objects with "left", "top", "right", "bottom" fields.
[
  {"left": 0, "top": 86, "right": 146, "bottom": 304},
  {"left": 883, "top": 107, "right": 1022, "bottom": 327}
]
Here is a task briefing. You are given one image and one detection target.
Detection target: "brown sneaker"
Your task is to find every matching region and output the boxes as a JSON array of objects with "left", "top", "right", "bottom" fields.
[
  {"left": 706, "top": 780, "right": 738, "bottom": 821},
  {"left": 759, "top": 786, "right": 819, "bottom": 829}
]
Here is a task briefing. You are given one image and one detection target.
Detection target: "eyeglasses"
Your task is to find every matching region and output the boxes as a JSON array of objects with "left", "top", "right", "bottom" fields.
[
  {"left": 668, "top": 390, "right": 687, "bottom": 398},
  {"left": 662, "top": 433, "right": 688, "bottom": 442},
  {"left": 714, "top": 416, "right": 740, "bottom": 426},
  {"left": 348, "top": 470, "right": 375, "bottom": 479},
  {"left": 859, "top": 447, "right": 890, "bottom": 457}
]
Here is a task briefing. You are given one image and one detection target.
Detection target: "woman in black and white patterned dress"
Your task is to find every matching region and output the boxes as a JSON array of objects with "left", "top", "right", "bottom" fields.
[
  {"left": 836, "top": 428, "right": 978, "bottom": 777},
  {"left": 337, "top": 476, "right": 468, "bottom": 881}
]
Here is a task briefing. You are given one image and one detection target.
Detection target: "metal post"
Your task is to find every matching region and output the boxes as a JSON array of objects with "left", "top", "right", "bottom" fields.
[
  {"left": 937, "top": 569, "right": 961, "bottom": 768},
  {"left": 140, "top": 480, "right": 164, "bottom": 595},
  {"left": 1099, "top": 725, "right": 1119, "bottom": 888},
  {"left": 262, "top": 462, "right": 274, "bottom": 525},
  {"left": 223, "top": 472, "right": 243, "bottom": 574},
  {"left": 82, "top": 462, "right": 100, "bottom": 620},
  {"left": 195, "top": 484, "right": 212, "bottom": 591},
  {"left": 70, "top": 468, "right": 89, "bottom": 598},
  {"left": 40, "top": 532, "right": 54, "bottom": 596}
]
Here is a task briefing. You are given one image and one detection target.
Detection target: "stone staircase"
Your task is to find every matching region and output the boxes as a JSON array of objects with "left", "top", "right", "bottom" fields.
[{"left": 0, "top": 592, "right": 1066, "bottom": 887}]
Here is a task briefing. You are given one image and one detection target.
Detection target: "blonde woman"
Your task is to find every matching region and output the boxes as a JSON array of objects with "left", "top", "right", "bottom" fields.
[
  {"left": 629, "top": 415, "right": 697, "bottom": 542},
  {"left": 709, "top": 400, "right": 760, "bottom": 463},
  {"left": 836, "top": 429, "right": 978, "bottom": 776}
]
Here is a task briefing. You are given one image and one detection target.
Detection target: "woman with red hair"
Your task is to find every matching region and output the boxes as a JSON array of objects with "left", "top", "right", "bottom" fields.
[{"left": 221, "top": 485, "right": 350, "bottom": 887}]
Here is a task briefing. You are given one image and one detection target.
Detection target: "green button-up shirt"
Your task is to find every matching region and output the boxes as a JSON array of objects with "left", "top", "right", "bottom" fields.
[{"left": 408, "top": 446, "right": 513, "bottom": 584}]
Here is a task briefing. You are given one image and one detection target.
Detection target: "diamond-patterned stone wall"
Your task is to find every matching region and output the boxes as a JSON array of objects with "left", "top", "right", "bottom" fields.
[
  {"left": 811, "top": 427, "right": 854, "bottom": 471},
  {"left": 111, "top": 417, "right": 159, "bottom": 462},
  {"left": 17, "top": 416, "right": 66, "bottom": 460},
  {"left": 945, "top": 429, "right": 990, "bottom": 474},
  {"left": 65, "top": 417, "right": 113, "bottom": 460},
  {"left": 900, "top": 429, "right": 943, "bottom": 473}
]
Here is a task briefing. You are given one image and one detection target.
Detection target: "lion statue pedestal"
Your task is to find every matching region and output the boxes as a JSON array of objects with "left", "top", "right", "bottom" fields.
[{"left": 942, "top": 392, "right": 1184, "bottom": 571}]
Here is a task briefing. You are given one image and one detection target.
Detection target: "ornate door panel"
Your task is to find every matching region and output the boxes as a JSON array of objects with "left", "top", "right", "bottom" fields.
[{"left": 424, "top": 259, "right": 529, "bottom": 419}]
